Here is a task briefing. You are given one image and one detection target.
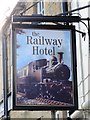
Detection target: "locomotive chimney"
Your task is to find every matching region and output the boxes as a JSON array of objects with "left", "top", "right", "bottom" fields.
[{"left": 58, "top": 52, "right": 64, "bottom": 63}]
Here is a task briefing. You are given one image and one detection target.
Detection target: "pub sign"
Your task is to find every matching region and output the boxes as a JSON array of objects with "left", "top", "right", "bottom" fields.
[{"left": 12, "top": 24, "right": 78, "bottom": 110}]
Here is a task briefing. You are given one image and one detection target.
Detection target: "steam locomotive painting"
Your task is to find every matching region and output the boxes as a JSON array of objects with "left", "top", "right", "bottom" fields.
[
  {"left": 12, "top": 25, "right": 78, "bottom": 110},
  {"left": 16, "top": 52, "right": 73, "bottom": 106}
]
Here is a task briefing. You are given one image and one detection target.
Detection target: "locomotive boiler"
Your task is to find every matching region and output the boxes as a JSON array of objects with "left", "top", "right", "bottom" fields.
[{"left": 42, "top": 52, "right": 70, "bottom": 82}]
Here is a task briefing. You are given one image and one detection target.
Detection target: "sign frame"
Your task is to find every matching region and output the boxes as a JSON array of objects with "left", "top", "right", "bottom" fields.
[{"left": 12, "top": 23, "right": 78, "bottom": 110}]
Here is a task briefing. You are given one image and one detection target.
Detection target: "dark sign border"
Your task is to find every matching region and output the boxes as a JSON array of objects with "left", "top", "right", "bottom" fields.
[{"left": 12, "top": 23, "right": 78, "bottom": 110}]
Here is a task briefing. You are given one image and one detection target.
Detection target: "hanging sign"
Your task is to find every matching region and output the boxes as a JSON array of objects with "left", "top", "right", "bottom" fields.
[{"left": 12, "top": 24, "right": 78, "bottom": 110}]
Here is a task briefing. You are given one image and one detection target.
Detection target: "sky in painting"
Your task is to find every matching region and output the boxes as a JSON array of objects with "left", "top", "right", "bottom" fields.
[{"left": 16, "top": 28, "right": 71, "bottom": 72}]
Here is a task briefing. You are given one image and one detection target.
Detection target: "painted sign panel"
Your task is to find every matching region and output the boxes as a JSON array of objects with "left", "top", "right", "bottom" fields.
[{"left": 12, "top": 24, "right": 78, "bottom": 110}]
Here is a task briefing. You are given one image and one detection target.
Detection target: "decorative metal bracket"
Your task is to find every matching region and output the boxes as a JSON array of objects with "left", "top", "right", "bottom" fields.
[{"left": 12, "top": 15, "right": 90, "bottom": 40}]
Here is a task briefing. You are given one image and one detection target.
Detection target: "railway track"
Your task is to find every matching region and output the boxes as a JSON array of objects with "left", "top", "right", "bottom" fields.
[{"left": 35, "top": 98, "right": 73, "bottom": 106}]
